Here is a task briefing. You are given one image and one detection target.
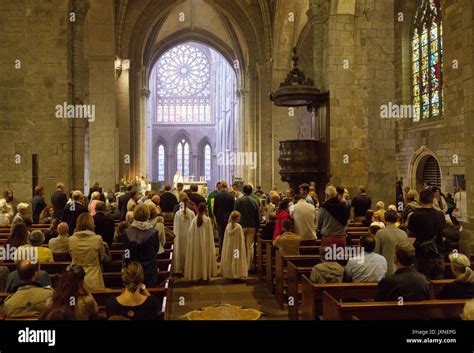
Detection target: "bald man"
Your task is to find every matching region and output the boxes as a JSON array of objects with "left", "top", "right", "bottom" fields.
[
  {"left": 48, "top": 222, "right": 70, "bottom": 254},
  {"left": 4, "top": 260, "right": 53, "bottom": 317}
]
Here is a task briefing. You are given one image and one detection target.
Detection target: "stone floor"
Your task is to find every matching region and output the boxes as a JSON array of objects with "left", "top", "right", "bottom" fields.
[{"left": 169, "top": 273, "right": 288, "bottom": 320}]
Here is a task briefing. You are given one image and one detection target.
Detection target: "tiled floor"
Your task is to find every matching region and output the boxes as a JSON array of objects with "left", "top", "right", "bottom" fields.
[{"left": 169, "top": 274, "right": 288, "bottom": 320}]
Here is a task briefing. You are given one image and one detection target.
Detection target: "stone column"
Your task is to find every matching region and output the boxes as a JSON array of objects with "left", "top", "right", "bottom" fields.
[{"left": 139, "top": 86, "right": 151, "bottom": 178}]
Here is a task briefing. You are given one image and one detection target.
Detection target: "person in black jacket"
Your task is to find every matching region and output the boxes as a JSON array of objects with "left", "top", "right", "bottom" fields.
[
  {"left": 213, "top": 182, "right": 235, "bottom": 258},
  {"left": 407, "top": 189, "right": 445, "bottom": 280},
  {"left": 93, "top": 201, "right": 115, "bottom": 246},
  {"left": 51, "top": 182, "right": 68, "bottom": 220},
  {"left": 61, "top": 191, "right": 88, "bottom": 235},
  {"left": 160, "top": 184, "right": 178, "bottom": 216},
  {"left": 89, "top": 181, "right": 106, "bottom": 202},
  {"left": 31, "top": 186, "right": 47, "bottom": 224},
  {"left": 351, "top": 186, "right": 372, "bottom": 221},
  {"left": 189, "top": 184, "right": 206, "bottom": 206},
  {"left": 375, "top": 242, "right": 430, "bottom": 302},
  {"left": 123, "top": 205, "right": 160, "bottom": 287},
  {"left": 438, "top": 253, "right": 474, "bottom": 299},
  {"left": 118, "top": 185, "right": 133, "bottom": 221}
]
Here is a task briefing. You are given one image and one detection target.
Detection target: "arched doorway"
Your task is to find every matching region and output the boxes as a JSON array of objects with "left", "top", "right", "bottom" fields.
[
  {"left": 409, "top": 146, "right": 442, "bottom": 190},
  {"left": 148, "top": 41, "right": 238, "bottom": 190}
]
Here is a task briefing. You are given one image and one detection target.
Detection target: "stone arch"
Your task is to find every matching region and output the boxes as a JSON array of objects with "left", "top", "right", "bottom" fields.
[{"left": 408, "top": 146, "right": 443, "bottom": 190}]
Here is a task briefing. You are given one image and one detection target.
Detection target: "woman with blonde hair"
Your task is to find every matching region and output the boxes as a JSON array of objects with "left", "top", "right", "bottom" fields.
[
  {"left": 105, "top": 262, "right": 160, "bottom": 320},
  {"left": 69, "top": 213, "right": 106, "bottom": 289},
  {"left": 184, "top": 203, "right": 217, "bottom": 281},
  {"left": 88, "top": 191, "right": 101, "bottom": 216},
  {"left": 221, "top": 211, "right": 248, "bottom": 280},
  {"left": 173, "top": 195, "right": 195, "bottom": 275}
]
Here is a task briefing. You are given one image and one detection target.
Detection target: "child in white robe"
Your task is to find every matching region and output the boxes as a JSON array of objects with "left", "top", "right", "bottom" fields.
[
  {"left": 172, "top": 196, "right": 195, "bottom": 274},
  {"left": 184, "top": 202, "right": 217, "bottom": 281},
  {"left": 221, "top": 211, "right": 248, "bottom": 280}
]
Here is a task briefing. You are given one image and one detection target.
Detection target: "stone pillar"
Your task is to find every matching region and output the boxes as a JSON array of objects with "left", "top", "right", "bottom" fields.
[
  {"left": 138, "top": 86, "right": 151, "bottom": 178},
  {"left": 69, "top": 0, "right": 90, "bottom": 192}
]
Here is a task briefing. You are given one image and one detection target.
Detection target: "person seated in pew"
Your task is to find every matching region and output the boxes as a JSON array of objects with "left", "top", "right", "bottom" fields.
[
  {"left": 261, "top": 213, "right": 276, "bottom": 240},
  {"left": 40, "top": 307, "right": 76, "bottom": 320},
  {"left": 273, "top": 219, "right": 302, "bottom": 256},
  {"left": 48, "top": 222, "right": 70, "bottom": 254},
  {"left": 43, "top": 218, "right": 59, "bottom": 243},
  {"left": 6, "top": 222, "right": 29, "bottom": 249},
  {"left": 361, "top": 209, "right": 374, "bottom": 227},
  {"left": 4, "top": 260, "right": 53, "bottom": 318},
  {"left": 310, "top": 248, "right": 344, "bottom": 284},
  {"left": 38, "top": 206, "right": 54, "bottom": 225},
  {"left": 105, "top": 262, "right": 161, "bottom": 320},
  {"left": 375, "top": 242, "right": 430, "bottom": 302},
  {"left": 369, "top": 222, "right": 385, "bottom": 236},
  {"left": 114, "top": 221, "right": 130, "bottom": 243},
  {"left": 5, "top": 262, "right": 52, "bottom": 293},
  {"left": 43, "top": 265, "right": 99, "bottom": 320},
  {"left": 438, "top": 253, "right": 474, "bottom": 300},
  {"left": 17, "top": 230, "right": 53, "bottom": 263},
  {"left": 462, "top": 299, "right": 474, "bottom": 320},
  {"left": 345, "top": 235, "right": 387, "bottom": 283},
  {"left": 0, "top": 265, "right": 9, "bottom": 292}
]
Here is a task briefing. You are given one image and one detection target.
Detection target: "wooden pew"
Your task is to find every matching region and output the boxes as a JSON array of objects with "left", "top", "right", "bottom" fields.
[
  {"left": 274, "top": 252, "right": 319, "bottom": 309},
  {"left": 301, "top": 275, "right": 456, "bottom": 320},
  {"left": 287, "top": 262, "right": 314, "bottom": 320},
  {"left": 256, "top": 235, "right": 272, "bottom": 281},
  {"left": 322, "top": 291, "right": 466, "bottom": 320}
]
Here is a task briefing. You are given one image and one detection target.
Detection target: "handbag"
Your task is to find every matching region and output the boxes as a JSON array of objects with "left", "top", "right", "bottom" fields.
[{"left": 418, "top": 239, "right": 441, "bottom": 257}]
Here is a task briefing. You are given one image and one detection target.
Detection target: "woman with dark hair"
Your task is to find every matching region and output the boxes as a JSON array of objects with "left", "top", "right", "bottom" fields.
[
  {"left": 39, "top": 206, "right": 54, "bottom": 224},
  {"left": 273, "top": 198, "right": 290, "bottom": 240},
  {"left": 45, "top": 265, "right": 98, "bottom": 320},
  {"left": 113, "top": 221, "right": 129, "bottom": 243},
  {"left": 361, "top": 209, "right": 374, "bottom": 227},
  {"left": 43, "top": 218, "right": 59, "bottom": 243},
  {"left": 6, "top": 222, "right": 29, "bottom": 249},
  {"left": 105, "top": 262, "right": 160, "bottom": 320},
  {"left": 184, "top": 203, "right": 217, "bottom": 282}
]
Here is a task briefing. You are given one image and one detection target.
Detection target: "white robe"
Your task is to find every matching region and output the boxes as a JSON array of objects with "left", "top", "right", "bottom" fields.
[
  {"left": 221, "top": 223, "right": 248, "bottom": 279},
  {"left": 184, "top": 215, "right": 217, "bottom": 281},
  {"left": 172, "top": 208, "right": 195, "bottom": 273}
]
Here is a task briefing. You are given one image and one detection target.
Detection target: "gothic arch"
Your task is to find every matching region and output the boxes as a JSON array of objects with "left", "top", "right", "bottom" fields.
[{"left": 408, "top": 146, "right": 443, "bottom": 190}]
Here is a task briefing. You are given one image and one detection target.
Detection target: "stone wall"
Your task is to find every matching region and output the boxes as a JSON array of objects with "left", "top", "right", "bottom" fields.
[{"left": 0, "top": 0, "right": 71, "bottom": 201}]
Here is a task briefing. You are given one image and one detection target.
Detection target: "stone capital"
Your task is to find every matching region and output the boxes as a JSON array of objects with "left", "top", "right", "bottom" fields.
[
  {"left": 140, "top": 88, "right": 151, "bottom": 99},
  {"left": 72, "top": 0, "right": 90, "bottom": 19},
  {"left": 307, "top": 0, "right": 329, "bottom": 25}
]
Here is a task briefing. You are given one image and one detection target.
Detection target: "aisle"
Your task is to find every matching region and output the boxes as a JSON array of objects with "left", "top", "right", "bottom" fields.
[{"left": 169, "top": 274, "right": 288, "bottom": 320}]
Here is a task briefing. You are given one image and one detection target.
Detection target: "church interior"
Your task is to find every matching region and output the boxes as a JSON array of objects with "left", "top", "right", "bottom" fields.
[{"left": 0, "top": 0, "right": 474, "bottom": 328}]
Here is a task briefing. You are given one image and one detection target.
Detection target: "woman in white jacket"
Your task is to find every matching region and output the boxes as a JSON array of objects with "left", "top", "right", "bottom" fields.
[{"left": 221, "top": 211, "right": 248, "bottom": 280}]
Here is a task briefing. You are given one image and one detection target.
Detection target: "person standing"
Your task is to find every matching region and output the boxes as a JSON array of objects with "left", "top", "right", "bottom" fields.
[
  {"left": 221, "top": 211, "right": 248, "bottom": 280},
  {"left": 317, "top": 186, "right": 349, "bottom": 249},
  {"left": 299, "top": 183, "right": 314, "bottom": 205},
  {"left": 93, "top": 201, "right": 115, "bottom": 247},
  {"left": 407, "top": 189, "right": 445, "bottom": 280},
  {"left": 184, "top": 203, "right": 217, "bottom": 282},
  {"left": 160, "top": 184, "right": 179, "bottom": 219},
  {"left": 207, "top": 181, "right": 222, "bottom": 222},
  {"left": 234, "top": 185, "right": 260, "bottom": 270},
  {"left": 61, "top": 191, "right": 88, "bottom": 236},
  {"left": 374, "top": 210, "right": 408, "bottom": 275},
  {"left": 273, "top": 199, "right": 291, "bottom": 240},
  {"left": 51, "top": 182, "right": 68, "bottom": 220},
  {"left": 291, "top": 194, "right": 317, "bottom": 241},
  {"left": 453, "top": 183, "right": 467, "bottom": 222},
  {"left": 69, "top": 213, "right": 106, "bottom": 290},
  {"left": 118, "top": 185, "right": 133, "bottom": 221},
  {"left": 31, "top": 186, "right": 47, "bottom": 224},
  {"left": 351, "top": 186, "right": 372, "bottom": 222},
  {"left": 172, "top": 196, "right": 195, "bottom": 275},
  {"left": 213, "top": 182, "right": 235, "bottom": 258}
]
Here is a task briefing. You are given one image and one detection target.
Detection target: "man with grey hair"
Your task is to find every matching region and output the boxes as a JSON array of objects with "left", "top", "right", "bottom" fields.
[
  {"left": 316, "top": 185, "right": 349, "bottom": 251},
  {"left": 48, "top": 222, "right": 70, "bottom": 254},
  {"left": 11, "top": 203, "right": 30, "bottom": 230},
  {"left": 61, "top": 190, "right": 87, "bottom": 235}
]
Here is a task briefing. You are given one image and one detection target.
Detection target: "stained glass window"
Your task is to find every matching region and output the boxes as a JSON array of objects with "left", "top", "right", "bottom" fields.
[
  {"left": 156, "top": 43, "right": 211, "bottom": 123},
  {"left": 158, "top": 145, "right": 165, "bottom": 182},
  {"left": 177, "top": 139, "right": 190, "bottom": 176},
  {"left": 412, "top": 0, "right": 443, "bottom": 121},
  {"left": 204, "top": 144, "right": 211, "bottom": 182}
]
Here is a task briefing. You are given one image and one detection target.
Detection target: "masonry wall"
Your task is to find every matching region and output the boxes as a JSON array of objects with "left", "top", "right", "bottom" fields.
[{"left": 0, "top": 0, "right": 71, "bottom": 201}]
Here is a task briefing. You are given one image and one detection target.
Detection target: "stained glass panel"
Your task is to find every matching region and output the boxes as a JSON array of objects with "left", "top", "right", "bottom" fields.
[
  {"left": 158, "top": 145, "right": 165, "bottom": 182},
  {"left": 156, "top": 43, "right": 212, "bottom": 123},
  {"left": 412, "top": 0, "right": 443, "bottom": 120},
  {"left": 204, "top": 145, "right": 211, "bottom": 182}
]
